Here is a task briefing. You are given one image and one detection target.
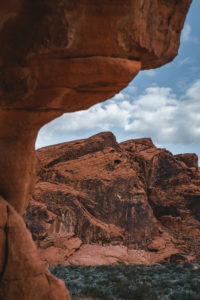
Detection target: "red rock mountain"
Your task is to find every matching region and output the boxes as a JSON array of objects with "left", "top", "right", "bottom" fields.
[{"left": 25, "top": 132, "right": 200, "bottom": 265}]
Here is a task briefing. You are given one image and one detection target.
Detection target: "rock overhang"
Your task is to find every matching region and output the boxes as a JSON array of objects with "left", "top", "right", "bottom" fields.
[{"left": 0, "top": 0, "right": 192, "bottom": 113}]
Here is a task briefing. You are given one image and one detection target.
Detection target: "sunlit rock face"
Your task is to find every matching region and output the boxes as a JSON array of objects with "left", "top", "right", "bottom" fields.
[
  {"left": 0, "top": 1, "right": 192, "bottom": 299},
  {"left": 25, "top": 132, "right": 200, "bottom": 266}
]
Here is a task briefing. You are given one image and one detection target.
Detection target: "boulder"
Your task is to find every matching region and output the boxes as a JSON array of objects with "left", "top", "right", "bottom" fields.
[{"left": 0, "top": 197, "right": 70, "bottom": 300}]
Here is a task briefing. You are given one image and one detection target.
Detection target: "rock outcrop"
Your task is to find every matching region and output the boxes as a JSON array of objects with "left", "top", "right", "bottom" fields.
[
  {"left": 24, "top": 132, "right": 200, "bottom": 265},
  {"left": 0, "top": 196, "right": 70, "bottom": 300},
  {"left": 0, "top": 1, "right": 192, "bottom": 299}
]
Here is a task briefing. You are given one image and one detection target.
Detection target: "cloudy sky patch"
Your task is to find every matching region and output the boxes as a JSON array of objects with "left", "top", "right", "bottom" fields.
[
  {"left": 181, "top": 24, "right": 191, "bottom": 42},
  {"left": 36, "top": 79, "right": 200, "bottom": 151}
]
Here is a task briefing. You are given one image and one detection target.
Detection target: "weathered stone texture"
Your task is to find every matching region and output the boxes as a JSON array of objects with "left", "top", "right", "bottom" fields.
[
  {"left": 24, "top": 132, "right": 200, "bottom": 265},
  {"left": 0, "top": 1, "right": 192, "bottom": 299},
  {"left": 0, "top": 197, "right": 70, "bottom": 300}
]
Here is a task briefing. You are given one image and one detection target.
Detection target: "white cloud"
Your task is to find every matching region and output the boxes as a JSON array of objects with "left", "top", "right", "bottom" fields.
[
  {"left": 182, "top": 24, "right": 191, "bottom": 42},
  {"left": 125, "top": 80, "right": 200, "bottom": 144},
  {"left": 185, "top": 79, "right": 200, "bottom": 101},
  {"left": 142, "top": 70, "right": 157, "bottom": 77},
  {"left": 36, "top": 79, "right": 200, "bottom": 149},
  {"left": 112, "top": 92, "right": 125, "bottom": 101},
  {"left": 126, "top": 85, "right": 137, "bottom": 94},
  {"left": 178, "top": 57, "right": 191, "bottom": 65},
  {"left": 181, "top": 23, "right": 199, "bottom": 44}
]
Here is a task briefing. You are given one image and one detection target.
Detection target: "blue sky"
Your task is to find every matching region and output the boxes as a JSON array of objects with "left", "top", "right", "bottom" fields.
[{"left": 36, "top": 0, "right": 200, "bottom": 158}]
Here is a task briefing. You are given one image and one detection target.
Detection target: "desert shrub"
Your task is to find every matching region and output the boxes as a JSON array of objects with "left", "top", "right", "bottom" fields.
[{"left": 50, "top": 263, "right": 200, "bottom": 300}]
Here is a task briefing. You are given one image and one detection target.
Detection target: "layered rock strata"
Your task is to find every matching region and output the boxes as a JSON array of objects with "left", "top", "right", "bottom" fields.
[
  {"left": 0, "top": 1, "right": 192, "bottom": 299},
  {"left": 25, "top": 132, "right": 200, "bottom": 265}
]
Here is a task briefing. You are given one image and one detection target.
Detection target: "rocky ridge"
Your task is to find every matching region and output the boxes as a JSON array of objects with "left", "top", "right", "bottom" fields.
[{"left": 25, "top": 132, "right": 200, "bottom": 265}]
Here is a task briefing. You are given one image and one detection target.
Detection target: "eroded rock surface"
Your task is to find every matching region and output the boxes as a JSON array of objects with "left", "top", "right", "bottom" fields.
[
  {"left": 25, "top": 132, "right": 200, "bottom": 265},
  {"left": 0, "top": 196, "right": 70, "bottom": 300},
  {"left": 0, "top": 0, "right": 191, "bottom": 112},
  {"left": 0, "top": 1, "right": 192, "bottom": 299}
]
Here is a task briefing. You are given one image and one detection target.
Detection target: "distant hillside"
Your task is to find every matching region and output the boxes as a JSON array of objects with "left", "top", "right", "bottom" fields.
[{"left": 24, "top": 132, "right": 200, "bottom": 265}]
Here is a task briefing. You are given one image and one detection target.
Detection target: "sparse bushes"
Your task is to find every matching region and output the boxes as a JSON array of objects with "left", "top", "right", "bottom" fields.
[{"left": 50, "top": 263, "right": 200, "bottom": 300}]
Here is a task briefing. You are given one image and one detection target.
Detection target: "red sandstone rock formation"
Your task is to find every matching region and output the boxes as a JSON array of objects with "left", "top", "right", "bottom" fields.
[
  {"left": 25, "top": 132, "right": 200, "bottom": 266},
  {"left": 0, "top": 1, "right": 192, "bottom": 299},
  {"left": 0, "top": 197, "right": 70, "bottom": 300}
]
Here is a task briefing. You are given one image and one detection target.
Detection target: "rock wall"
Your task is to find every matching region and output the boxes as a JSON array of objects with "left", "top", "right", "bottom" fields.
[
  {"left": 25, "top": 132, "right": 200, "bottom": 265},
  {"left": 0, "top": 1, "right": 192, "bottom": 299}
]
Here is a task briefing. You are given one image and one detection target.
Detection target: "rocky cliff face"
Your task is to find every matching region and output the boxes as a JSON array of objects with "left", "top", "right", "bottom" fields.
[
  {"left": 24, "top": 132, "right": 200, "bottom": 265},
  {"left": 0, "top": 1, "right": 192, "bottom": 299}
]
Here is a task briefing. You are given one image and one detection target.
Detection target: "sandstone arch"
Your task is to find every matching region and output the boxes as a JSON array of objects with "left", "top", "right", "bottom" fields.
[{"left": 0, "top": 1, "right": 192, "bottom": 299}]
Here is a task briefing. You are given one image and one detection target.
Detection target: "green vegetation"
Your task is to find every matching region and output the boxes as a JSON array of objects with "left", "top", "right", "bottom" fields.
[{"left": 50, "top": 263, "right": 200, "bottom": 300}]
